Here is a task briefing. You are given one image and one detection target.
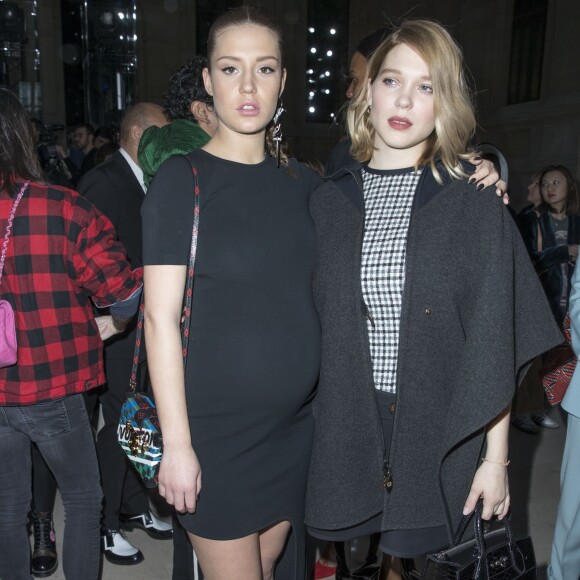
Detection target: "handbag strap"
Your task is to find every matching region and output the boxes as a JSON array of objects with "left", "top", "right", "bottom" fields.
[
  {"left": 129, "top": 162, "right": 200, "bottom": 391},
  {"left": 451, "top": 499, "right": 517, "bottom": 549},
  {"left": 0, "top": 181, "right": 29, "bottom": 285},
  {"left": 448, "top": 498, "right": 524, "bottom": 575}
]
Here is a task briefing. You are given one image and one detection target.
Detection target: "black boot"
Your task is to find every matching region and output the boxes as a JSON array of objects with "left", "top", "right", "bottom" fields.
[
  {"left": 400, "top": 557, "right": 422, "bottom": 580},
  {"left": 335, "top": 534, "right": 382, "bottom": 580},
  {"left": 31, "top": 511, "right": 58, "bottom": 578}
]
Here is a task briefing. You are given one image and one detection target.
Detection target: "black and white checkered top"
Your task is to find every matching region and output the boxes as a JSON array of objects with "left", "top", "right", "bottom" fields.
[{"left": 361, "top": 166, "right": 421, "bottom": 393}]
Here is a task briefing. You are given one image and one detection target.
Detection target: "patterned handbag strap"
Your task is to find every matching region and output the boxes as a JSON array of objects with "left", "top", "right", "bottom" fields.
[
  {"left": 129, "top": 163, "right": 200, "bottom": 392},
  {"left": 0, "top": 181, "right": 29, "bottom": 286}
]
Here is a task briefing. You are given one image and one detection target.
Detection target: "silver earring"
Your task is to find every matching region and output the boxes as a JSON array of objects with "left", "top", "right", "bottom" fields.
[{"left": 272, "top": 102, "right": 285, "bottom": 168}]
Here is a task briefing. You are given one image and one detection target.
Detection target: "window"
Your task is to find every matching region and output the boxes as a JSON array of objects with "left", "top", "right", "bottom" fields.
[
  {"left": 305, "top": 0, "right": 349, "bottom": 123},
  {"left": 507, "top": 0, "right": 548, "bottom": 104}
]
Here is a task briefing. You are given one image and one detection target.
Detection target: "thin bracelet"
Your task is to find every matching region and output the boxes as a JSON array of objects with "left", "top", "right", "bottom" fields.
[{"left": 481, "top": 457, "right": 510, "bottom": 466}]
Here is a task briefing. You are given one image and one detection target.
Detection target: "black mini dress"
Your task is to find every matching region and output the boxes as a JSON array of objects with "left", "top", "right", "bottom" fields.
[{"left": 142, "top": 150, "right": 322, "bottom": 578}]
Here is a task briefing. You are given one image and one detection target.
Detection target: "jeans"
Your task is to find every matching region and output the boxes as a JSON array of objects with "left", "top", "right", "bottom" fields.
[{"left": 0, "top": 393, "right": 103, "bottom": 580}]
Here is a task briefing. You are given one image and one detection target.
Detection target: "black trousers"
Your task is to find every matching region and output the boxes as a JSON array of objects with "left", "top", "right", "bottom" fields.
[{"left": 95, "top": 357, "right": 150, "bottom": 530}]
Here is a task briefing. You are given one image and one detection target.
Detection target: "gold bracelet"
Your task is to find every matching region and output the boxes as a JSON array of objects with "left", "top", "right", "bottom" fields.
[{"left": 481, "top": 457, "right": 510, "bottom": 466}]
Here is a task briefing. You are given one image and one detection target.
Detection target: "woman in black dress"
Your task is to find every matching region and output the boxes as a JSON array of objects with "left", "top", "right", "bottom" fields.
[{"left": 142, "top": 7, "right": 321, "bottom": 579}]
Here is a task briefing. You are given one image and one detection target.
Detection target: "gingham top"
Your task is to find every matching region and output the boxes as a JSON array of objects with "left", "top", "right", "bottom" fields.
[{"left": 361, "top": 166, "right": 421, "bottom": 393}]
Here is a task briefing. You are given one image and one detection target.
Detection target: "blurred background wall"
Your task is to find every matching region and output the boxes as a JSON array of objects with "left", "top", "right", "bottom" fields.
[{"left": 1, "top": 0, "right": 578, "bottom": 207}]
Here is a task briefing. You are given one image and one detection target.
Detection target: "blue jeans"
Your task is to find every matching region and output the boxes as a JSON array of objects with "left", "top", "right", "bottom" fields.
[{"left": 0, "top": 393, "right": 103, "bottom": 580}]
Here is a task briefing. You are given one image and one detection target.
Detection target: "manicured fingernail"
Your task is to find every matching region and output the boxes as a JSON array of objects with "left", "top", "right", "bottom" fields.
[
  {"left": 477, "top": 183, "right": 485, "bottom": 191},
  {"left": 473, "top": 156, "right": 482, "bottom": 161},
  {"left": 463, "top": 506, "right": 469, "bottom": 515},
  {"left": 468, "top": 176, "right": 476, "bottom": 183}
]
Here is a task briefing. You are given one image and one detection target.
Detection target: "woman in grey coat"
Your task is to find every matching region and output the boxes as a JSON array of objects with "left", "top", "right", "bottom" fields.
[{"left": 306, "top": 20, "right": 562, "bottom": 575}]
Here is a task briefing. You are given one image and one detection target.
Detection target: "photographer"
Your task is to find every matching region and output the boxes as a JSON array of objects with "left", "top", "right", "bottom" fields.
[{"left": 31, "top": 118, "right": 73, "bottom": 188}]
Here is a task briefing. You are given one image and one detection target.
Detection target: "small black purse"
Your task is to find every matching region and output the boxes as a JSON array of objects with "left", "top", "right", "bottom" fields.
[{"left": 422, "top": 500, "right": 536, "bottom": 579}]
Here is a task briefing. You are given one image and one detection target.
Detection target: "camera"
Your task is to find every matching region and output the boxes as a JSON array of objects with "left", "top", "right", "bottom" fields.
[
  {"left": 35, "top": 123, "right": 71, "bottom": 186},
  {"left": 37, "top": 124, "right": 63, "bottom": 167}
]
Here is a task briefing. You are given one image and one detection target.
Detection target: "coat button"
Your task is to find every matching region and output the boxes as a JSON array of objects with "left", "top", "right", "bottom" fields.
[
  {"left": 389, "top": 403, "right": 396, "bottom": 414},
  {"left": 424, "top": 308, "right": 432, "bottom": 315}
]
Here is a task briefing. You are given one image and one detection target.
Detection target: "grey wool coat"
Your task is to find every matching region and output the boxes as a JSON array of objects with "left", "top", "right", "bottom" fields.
[{"left": 305, "top": 163, "right": 563, "bottom": 541}]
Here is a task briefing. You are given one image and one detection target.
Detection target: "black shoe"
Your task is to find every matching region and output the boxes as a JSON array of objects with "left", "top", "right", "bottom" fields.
[
  {"left": 120, "top": 510, "right": 173, "bottom": 540},
  {"left": 531, "top": 411, "right": 560, "bottom": 429},
  {"left": 335, "top": 534, "right": 382, "bottom": 580},
  {"left": 31, "top": 511, "right": 58, "bottom": 578},
  {"left": 102, "top": 529, "right": 144, "bottom": 565},
  {"left": 511, "top": 414, "right": 540, "bottom": 434},
  {"left": 400, "top": 558, "right": 422, "bottom": 580}
]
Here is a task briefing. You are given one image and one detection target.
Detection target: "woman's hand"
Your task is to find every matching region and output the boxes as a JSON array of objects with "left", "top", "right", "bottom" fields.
[
  {"left": 158, "top": 444, "right": 202, "bottom": 514},
  {"left": 569, "top": 244, "right": 579, "bottom": 259},
  {"left": 469, "top": 157, "right": 509, "bottom": 203},
  {"left": 463, "top": 461, "right": 510, "bottom": 520},
  {"left": 95, "top": 315, "right": 124, "bottom": 341},
  {"left": 95, "top": 315, "right": 130, "bottom": 341}
]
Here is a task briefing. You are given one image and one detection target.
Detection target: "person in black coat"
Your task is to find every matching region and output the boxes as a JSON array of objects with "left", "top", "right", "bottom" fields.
[
  {"left": 526, "top": 165, "right": 580, "bottom": 327},
  {"left": 77, "top": 103, "right": 172, "bottom": 565},
  {"left": 305, "top": 21, "right": 561, "bottom": 580}
]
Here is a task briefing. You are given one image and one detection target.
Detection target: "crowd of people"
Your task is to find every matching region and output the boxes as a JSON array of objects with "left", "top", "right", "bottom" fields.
[{"left": 0, "top": 5, "right": 578, "bottom": 580}]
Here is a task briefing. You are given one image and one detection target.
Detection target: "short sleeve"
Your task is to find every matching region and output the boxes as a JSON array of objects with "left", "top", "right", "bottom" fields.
[{"left": 142, "top": 155, "right": 196, "bottom": 265}]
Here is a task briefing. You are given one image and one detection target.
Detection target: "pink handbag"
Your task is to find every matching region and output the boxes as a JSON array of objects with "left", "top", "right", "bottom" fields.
[{"left": 0, "top": 181, "right": 29, "bottom": 367}]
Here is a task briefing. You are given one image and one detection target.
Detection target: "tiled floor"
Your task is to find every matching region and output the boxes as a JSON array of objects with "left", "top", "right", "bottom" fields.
[{"left": 44, "top": 408, "right": 566, "bottom": 579}]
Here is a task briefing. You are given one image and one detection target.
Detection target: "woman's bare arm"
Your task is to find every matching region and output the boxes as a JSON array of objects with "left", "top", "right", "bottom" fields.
[{"left": 144, "top": 264, "right": 202, "bottom": 513}]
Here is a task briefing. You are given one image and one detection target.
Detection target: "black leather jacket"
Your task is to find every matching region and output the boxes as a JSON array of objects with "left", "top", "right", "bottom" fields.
[{"left": 526, "top": 209, "right": 580, "bottom": 326}]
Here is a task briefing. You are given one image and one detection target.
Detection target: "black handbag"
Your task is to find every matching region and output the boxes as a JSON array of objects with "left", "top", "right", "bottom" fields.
[
  {"left": 117, "top": 159, "right": 200, "bottom": 488},
  {"left": 422, "top": 500, "right": 536, "bottom": 579}
]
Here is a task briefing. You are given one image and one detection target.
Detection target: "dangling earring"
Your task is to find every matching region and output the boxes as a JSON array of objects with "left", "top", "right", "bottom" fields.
[{"left": 272, "top": 101, "right": 285, "bottom": 168}]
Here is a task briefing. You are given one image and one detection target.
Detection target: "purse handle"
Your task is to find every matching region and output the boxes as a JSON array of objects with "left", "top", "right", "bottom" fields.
[
  {"left": 0, "top": 181, "right": 29, "bottom": 286},
  {"left": 450, "top": 499, "right": 524, "bottom": 576},
  {"left": 129, "top": 162, "right": 199, "bottom": 391}
]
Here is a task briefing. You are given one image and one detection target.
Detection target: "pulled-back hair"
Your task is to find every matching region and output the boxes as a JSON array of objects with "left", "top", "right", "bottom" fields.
[
  {"left": 348, "top": 19, "right": 476, "bottom": 183},
  {"left": 162, "top": 55, "right": 213, "bottom": 122},
  {"left": 206, "top": 6, "right": 289, "bottom": 169},
  {"left": 0, "top": 88, "right": 44, "bottom": 193},
  {"left": 539, "top": 165, "right": 580, "bottom": 216}
]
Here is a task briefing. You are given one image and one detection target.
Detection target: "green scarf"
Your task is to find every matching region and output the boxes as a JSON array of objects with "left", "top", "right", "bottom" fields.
[{"left": 138, "top": 118, "right": 211, "bottom": 187}]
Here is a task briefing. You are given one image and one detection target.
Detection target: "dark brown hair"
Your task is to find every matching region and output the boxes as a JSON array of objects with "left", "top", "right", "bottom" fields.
[
  {"left": 162, "top": 55, "right": 213, "bottom": 122},
  {"left": 539, "top": 165, "right": 580, "bottom": 216},
  {"left": 0, "top": 88, "right": 44, "bottom": 194}
]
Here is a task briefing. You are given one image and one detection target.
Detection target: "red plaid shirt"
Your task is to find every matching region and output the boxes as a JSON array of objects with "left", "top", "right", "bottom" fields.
[{"left": 0, "top": 181, "right": 142, "bottom": 405}]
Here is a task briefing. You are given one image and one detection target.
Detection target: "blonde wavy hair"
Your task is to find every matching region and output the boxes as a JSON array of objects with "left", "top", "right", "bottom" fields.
[{"left": 348, "top": 19, "right": 476, "bottom": 183}]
